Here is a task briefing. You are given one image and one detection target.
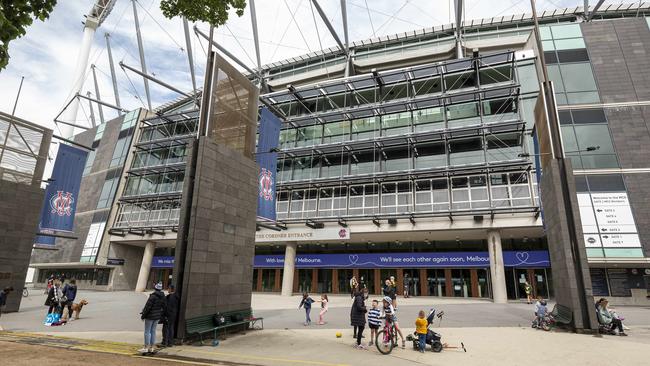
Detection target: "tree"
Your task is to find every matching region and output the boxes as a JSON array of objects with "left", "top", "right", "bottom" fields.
[
  {"left": 0, "top": 0, "right": 57, "bottom": 70},
  {"left": 160, "top": 0, "right": 246, "bottom": 26}
]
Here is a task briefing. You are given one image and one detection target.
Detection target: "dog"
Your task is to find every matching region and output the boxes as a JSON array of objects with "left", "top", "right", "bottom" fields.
[{"left": 70, "top": 299, "right": 88, "bottom": 320}]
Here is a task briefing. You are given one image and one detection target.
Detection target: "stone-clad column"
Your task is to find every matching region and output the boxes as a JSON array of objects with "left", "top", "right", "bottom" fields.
[
  {"left": 135, "top": 241, "right": 155, "bottom": 292},
  {"left": 487, "top": 230, "right": 507, "bottom": 303},
  {"left": 281, "top": 243, "right": 297, "bottom": 296}
]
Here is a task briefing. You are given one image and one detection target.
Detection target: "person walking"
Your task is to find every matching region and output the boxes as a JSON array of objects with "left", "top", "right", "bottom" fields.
[
  {"left": 139, "top": 282, "right": 167, "bottom": 354},
  {"left": 350, "top": 290, "right": 367, "bottom": 349},
  {"left": 0, "top": 287, "right": 14, "bottom": 321},
  {"left": 161, "top": 285, "right": 180, "bottom": 347},
  {"left": 403, "top": 273, "right": 411, "bottom": 298},
  {"left": 317, "top": 294, "right": 329, "bottom": 325},
  {"left": 61, "top": 279, "right": 77, "bottom": 320},
  {"left": 524, "top": 281, "right": 533, "bottom": 304},
  {"left": 298, "top": 292, "right": 315, "bottom": 326}
]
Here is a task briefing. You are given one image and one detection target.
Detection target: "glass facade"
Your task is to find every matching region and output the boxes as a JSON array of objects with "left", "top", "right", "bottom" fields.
[
  {"left": 262, "top": 52, "right": 537, "bottom": 222},
  {"left": 113, "top": 110, "right": 198, "bottom": 229}
]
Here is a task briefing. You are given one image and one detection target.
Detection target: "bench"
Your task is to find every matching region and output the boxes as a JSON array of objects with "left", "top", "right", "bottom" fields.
[
  {"left": 550, "top": 304, "right": 572, "bottom": 326},
  {"left": 185, "top": 308, "right": 264, "bottom": 345}
]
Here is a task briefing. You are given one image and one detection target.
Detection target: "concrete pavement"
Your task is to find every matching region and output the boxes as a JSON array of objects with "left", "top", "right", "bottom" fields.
[{"left": 2, "top": 291, "right": 650, "bottom": 365}]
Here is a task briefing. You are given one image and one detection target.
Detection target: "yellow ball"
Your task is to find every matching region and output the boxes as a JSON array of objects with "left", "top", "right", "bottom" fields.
[{"left": 335, "top": 332, "right": 342, "bottom": 338}]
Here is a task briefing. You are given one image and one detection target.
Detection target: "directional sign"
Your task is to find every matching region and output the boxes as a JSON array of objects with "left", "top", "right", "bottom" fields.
[
  {"left": 593, "top": 206, "right": 636, "bottom": 227},
  {"left": 600, "top": 233, "right": 641, "bottom": 248}
]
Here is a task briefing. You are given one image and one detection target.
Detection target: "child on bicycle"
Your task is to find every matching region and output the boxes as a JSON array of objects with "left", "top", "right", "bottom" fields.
[
  {"left": 367, "top": 299, "right": 381, "bottom": 347},
  {"left": 382, "top": 296, "right": 406, "bottom": 349},
  {"left": 415, "top": 310, "right": 428, "bottom": 353},
  {"left": 298, "top": 292, "right": 315, "bottom": 326}
]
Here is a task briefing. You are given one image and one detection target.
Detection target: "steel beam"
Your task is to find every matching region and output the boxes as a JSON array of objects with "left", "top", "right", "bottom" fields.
[
  {"left": 77, "top": 92, "right": 127, "bottom": 112},
  {"left": 131, "top": 0, "right": 152, "bottom": 110},
  {"left": 454, "top": 0, "right": 464, "bottom": 59},
  {"left": 182, "top": 18, "right": 198, "bottom": 94},
  {"left": 104, "top": 32, "right": 122, "bottom": 114},
  {"left": 86, "top": 91, "right": 97, "bottom": 127},
  {"left": 194, "top": 26, "right": 259, "bottom": 76},
  {"left": 119, "top": 61, "right": 193, "bottom": 98},
  {"left": 311, "top": 0, "right": 347, "bottom": 54},
  {"left": 341, "top": 0, "right": 349, "bottom": 51},
  {"left": 249, "top": 0, "right": 262, "bottom": 71},
  {"left": 587, "top": 0, "right": 605, "bottom": 21},
  {"left": 90, "top": 65, "right": 104, "bottom": 125}
]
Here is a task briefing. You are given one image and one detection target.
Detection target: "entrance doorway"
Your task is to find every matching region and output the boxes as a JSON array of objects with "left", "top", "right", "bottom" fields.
[
  {"left": 148, "top": 268, "right": 172, "bottom": 289},
  {"left": 337, "top": 269, "right": 353, "bottom": 295},
  {"left": 297, "top": 269, "right": 312, "bottom": 293},
  {"left": 317, "top": 269, "right": 332, "bottom": 293},
  {"left": 358, "top": 269, "right": 375, "bottom": 294},
  {"left": 451, "top": 269, "right": 471, "bottom": 297},
  {"left": 426, "top": 269, "right": 446, "bottom": 296},
  {"left": 261, "top": 269, "right": 276, "bottom": 292},
  {"left": 509, "top": 268, "right": 553, "bottom": 299},
  {"left": 402, "top": 269, "right": 420, "bottom": 296}
]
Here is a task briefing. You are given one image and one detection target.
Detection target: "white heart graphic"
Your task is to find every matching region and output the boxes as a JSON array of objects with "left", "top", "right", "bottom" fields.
[
  {"left": 349, "top": 254, "right": 359, "bottom": 264},
  {"left": 515, "top": 252, "right": 529, "bottom": 263}
]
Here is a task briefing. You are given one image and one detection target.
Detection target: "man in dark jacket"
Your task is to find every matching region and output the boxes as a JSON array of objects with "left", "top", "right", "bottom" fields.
[
  {"left": 139, "top": 282, "right": 166, "bottom": 354},
  {"left": 61, "top": 279, "right": 77, "bottom": 320},
  {"left": 0, "top": 287, "right": 14, "bottom": 321},
  {"left": 350, "top": 290, "right": 367, "bottom": 349},
  {"left": 161, "top": 285, "right": 180, "bottom": 347}
]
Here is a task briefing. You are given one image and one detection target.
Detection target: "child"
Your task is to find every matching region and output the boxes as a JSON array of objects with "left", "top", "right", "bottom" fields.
[
  {"left": 367, "top": 299, "right": 382, "bottom": 347},
  {"left": 298, "top": 292, "right": 315, "bottom": 326},
  {"left": 318, "top": 294, "right": 329, "bottom": 325},
  {"left": 536, "top": 299, "right": 548, "bottom": 325},
  {"left": 415, "top": 310, "right": 428, "bottom": 353},
  {"left": 533, "top": 296, "right": 543, "bottom": 317},
  {"left": 381, "top": 296, "right": 406, "bottom": 349}
]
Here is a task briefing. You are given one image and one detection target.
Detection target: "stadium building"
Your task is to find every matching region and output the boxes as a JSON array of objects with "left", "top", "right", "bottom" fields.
[{"left": 30, "top": 3, "right": 650, "bottom": 304}]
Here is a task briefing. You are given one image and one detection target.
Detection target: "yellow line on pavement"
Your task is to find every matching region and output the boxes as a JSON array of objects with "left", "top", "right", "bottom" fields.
[
  {"left": 132, "top": 355, "right": 217, "bottom": 365},
  {"left": 178, "top": 348, "right": 350, "bottom": 366}
]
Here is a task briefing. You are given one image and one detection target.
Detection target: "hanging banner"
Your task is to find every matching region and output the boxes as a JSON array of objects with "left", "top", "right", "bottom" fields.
[
  {"left": 253, "top": 251, "right": 550, "bottom": 269},
  {"left": 37, "top": 144, "right": 88, "bottom": 236},
  {"left": 256, "top": 107, "right": 281, "bottom": 222}
]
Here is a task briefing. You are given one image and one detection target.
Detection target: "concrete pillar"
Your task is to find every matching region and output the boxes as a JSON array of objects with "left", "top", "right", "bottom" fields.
[
  {"left": 487, "top": 230, "right": 508, "bottom": 303},
  {"left": 281, "top": 243, "right": 297, "bottom": 296},
  {"left": 135, "top": 242, "right": 155, "bottom": 292}
]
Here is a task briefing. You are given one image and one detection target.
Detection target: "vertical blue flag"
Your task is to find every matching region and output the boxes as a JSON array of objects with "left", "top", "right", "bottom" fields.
[
  {"left": 256, "top": 108, "right": 282, "bottom": 222},
  {"left": 37, "top": 144, "right": 88, "bottom": 237}
]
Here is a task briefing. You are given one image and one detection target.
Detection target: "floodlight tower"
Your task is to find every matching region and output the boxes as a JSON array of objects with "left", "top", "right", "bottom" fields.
[{"left": 58, "top": 0, "right": 116, "bottom": 138}]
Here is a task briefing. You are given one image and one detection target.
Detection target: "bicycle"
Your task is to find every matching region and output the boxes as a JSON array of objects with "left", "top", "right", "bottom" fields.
[{"left": 375, "top": 315, "right": 399, "bottom": 355}]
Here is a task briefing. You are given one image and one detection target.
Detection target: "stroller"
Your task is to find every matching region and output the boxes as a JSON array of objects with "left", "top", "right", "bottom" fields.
[{"left": 407, "top": 308, "right": 444, "bottom": 352}]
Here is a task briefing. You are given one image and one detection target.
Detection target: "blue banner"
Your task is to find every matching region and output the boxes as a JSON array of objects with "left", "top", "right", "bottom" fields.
[
  {"left": 256, "top": 108, "right": 281, "bottom": 222},
  {"left": 37, "top": 144, "right": 88, "bottom": 236},
  {"left": 152, "top": 256, "right": 175, "bottom": 268},
  {"left": 254, "top": 251, "right": 550, "bottom": 268}
]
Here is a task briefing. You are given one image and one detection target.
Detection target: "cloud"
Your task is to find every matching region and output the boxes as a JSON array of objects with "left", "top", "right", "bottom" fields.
[{"left": 0, "top": 0, "right": 590, "bottom": 131}]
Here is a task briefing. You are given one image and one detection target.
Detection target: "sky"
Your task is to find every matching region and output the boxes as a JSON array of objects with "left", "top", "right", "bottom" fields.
[{"left": 0, "top": 0, "right": 600, "bottom": 134}]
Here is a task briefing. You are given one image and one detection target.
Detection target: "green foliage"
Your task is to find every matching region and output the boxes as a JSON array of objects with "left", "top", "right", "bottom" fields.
[
  {"left": 0, "top": 0, "right": 57, "bottom": 70},
  {"left": 160, "top": 0, "right": 246, "bottom": 27}
]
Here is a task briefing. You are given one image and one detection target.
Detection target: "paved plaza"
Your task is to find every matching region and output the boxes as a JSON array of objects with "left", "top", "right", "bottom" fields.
[{"left": 1, "top": 290, "right": 649, "bottom": 365}]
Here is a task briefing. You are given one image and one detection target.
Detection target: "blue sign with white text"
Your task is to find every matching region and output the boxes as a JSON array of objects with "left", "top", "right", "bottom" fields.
[
  {"left": 254, "top": 251, "right": 550, "bottom": 268},
  {"left": 152, "top": 256, "right": 175, "bottom": 268},
  {"left": 256, "top": 108, "right": 281, "bottom": 222},
  {"left": 37, "top": 144, "right": 87, "bottom": 237}
]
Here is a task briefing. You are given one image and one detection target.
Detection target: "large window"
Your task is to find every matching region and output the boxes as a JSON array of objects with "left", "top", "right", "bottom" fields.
[
  {"left": 323, "top": 121, "right": 350, "bottom": 143},
  {"left": 381, "top": 112, "right": 411, "bottom": 136},
  {"left": 352, "top": 117, "right": 378, "bottom": 140},
  {"left": 413, "top": 107, "right": 444, "bottom": 132},
  {"left": 348, "top": 184, "right": 378, "bottom": 216},
  {"left": 381, "top": 182, "right": 412, "bottom": 214},
  {"left": 559, "top": 109, "right": 618, "bottom": 169},
  {"left": 97, "top": 169, "right": 121, "bottom": 209},
  {"left": 449, "top": 138, "right": 484, "bottom": 166}
]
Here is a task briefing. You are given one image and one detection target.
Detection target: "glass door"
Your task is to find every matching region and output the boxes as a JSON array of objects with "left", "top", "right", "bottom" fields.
[
  {"left": 337, "top": 269, "right": 353, "bottom": 295},
  {"left": 298, "top": 269, "right": 312, "bottom": 293},
  {"left": 317, "top": 269, "right": 332, "bottom": 293},
  {"left": 477, "top": 268, "right": 490, "bottom": 298},
  {"left": 252, "top": 268, "right": 258, "bottom": 290},
  {"left": 358, "top": 269, "right": 375, "bottom": 294},
  {"left": 426, "top": 269, "right": 446, "bottom": 296},
  {"left": 261, "top": 269, "right": 276, "bottom": 292},
  {"left": 451, "top": 269, "right": 470, "bottom": 297},
  {"left": 515, "top": 269, "right": 531, "bottom": 299},
  {"left": 533, "top": 269, "right": 550, "bottom": 298}
]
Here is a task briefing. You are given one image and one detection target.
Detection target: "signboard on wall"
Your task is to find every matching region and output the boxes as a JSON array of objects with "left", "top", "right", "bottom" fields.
[
  {"left": 81, "top": 222, "right": 105, "bottom": 257},
  {"left": 254, "top": 251, "right": 550, "bottom": 269},
  {"left": 256, "top": 108, "right": 282, "bottom": 222},
  {"left": 152, "top": 256, "right": 174, "bottom": 268},
  {"left": 255, "top": 227, "right": 351, "bottom": 242},
  {"left": 37, "top": 144, "right": 88, "bottom": 236},
  {"left": 578, "top": 191, "right": 642, "bottom": 255}
]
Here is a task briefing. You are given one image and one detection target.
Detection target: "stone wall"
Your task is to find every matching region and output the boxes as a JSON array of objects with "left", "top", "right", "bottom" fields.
[
  {"left": 0, "top": 180, "right": 44, "bottom": 312},
  {"left": 175, "top": 137, "right": 257, "bottom": 338},
  {"left": 540, "top": 159, "right": 598, "bottom": 330}
]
